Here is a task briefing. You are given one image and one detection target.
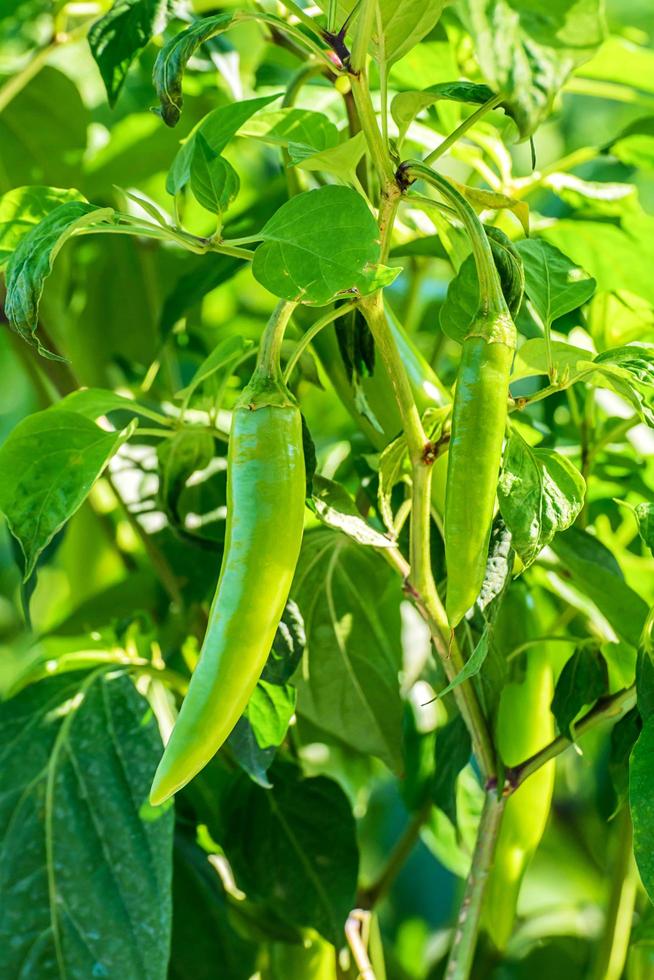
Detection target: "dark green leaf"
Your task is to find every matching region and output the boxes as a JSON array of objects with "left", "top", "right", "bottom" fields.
[
  {"left": 0, "top": 671, "right": 173, "bottom": 979},
  {"left": 221, "top": 764, "right": 358, "bottom": 945},
  {"left": 550, "top": 528, "right": 648, "bottom": 647},
  {"left": 157, "top": 429, "right": 215, "bottom": 525},
  {"left": 391, "top": 81, "right": 496, "bottom": 141},
  {"left": 630, "top": 715, "right": 654, "bottom": 904},
  {"left": 253, "top": 186, "right": 398, "bottom": 305},
  {"left": 227, "top": 717, "right": 276, "bottom": 789},
  {"left": 608, "top": 707, "right": 641, "bottom": 815},
  {"left": 178, "top": 335, "right": 254, "bottom": 401},
  {"left": 292, "top": 529, "right": 404, "bottom": 771},
  {"left": 89, "top": 0, "right": 168, "bottom": 107},
  {"left": 498, "top": 427, "right": 586, "bottom": 568},
  {"left": 516, "top": 239, "right": 596, "bottom": 327},
  {"left": 0, "top": 409, "right": 131, "bottom": 578},
  {"left": 160, "top": 254, "right": 243, "bottom": 333},
  {"left": 170, "top": 832, "right": 258, "bottom": 980},
  {"left": 261, "top": 599, "right": 306, "bottom": 686},
  {"left": 436, "top": 631, "right": 491, "bottom": 699},
  {"left": 4, "top": 201, "right": 114, "bottom": 356},
  {"left": 637, "top": 648, "right": 654, "bottom": 723},
  {"left": 432, "top": 714, "right": 472, "bottom": 825},
  {"left": 636, "top": 503, "right": 654, "bottom": 551},
  {"left": 456, "top": 0, "right": 605, "bottom": 139},
  {"left": 189, "top": 135, "right": 239, "bottom": 216},
  {"left": 551, "top": 646, "right": 609, "bottom": 740}
]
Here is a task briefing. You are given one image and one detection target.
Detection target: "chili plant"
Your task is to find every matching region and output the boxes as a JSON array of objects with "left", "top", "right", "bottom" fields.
[{"left": 1, "top": 0, "right": 654, "bottom": 977}]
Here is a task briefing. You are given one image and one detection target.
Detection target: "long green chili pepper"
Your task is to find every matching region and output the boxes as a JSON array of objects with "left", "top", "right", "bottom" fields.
[
  {"left": 150, "top": 304, "right": 305, "bottom": 805},
  {"left": 402, "top": 162, "right": 517, "bottom": 627}
]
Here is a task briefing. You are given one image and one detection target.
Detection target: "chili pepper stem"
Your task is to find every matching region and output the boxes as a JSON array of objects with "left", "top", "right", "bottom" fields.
[
  {"left": 444, "top": 793, "right": 506, "bottom": 980},
  {"left": 256, "top": 300, "right": 297, "bottom": 379}
]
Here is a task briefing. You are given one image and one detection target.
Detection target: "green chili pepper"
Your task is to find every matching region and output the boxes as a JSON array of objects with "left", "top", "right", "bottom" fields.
[
  {"left": 150, "top": 309, "right": 305, "bottom": 805},
  {"left": 482, "top": 585, "right": 555, "bottom": 950},
  {"left": 444, "top": 309, "right": 515, "bottom": 626}
]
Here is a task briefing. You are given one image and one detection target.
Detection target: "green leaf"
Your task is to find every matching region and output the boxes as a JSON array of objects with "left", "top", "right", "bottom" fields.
[
  {"left": 498, "top": 428, "right": 586, "bottom": 568},
  {"left": 252, "top": 186, "right": 398, "bottom": 305},
  {"left": 0, "top": 409, "right": 131, "bottom": 578},
  {"left": 541, "top": 173, "right": 639, "bottom": 217},
  {"left": 189, "top": 134, "right": 239, "bottom": 215},
  {"left": 609, "top": 116, "right": 654, "bottom": 173},
  {"left": 161, "top": 254, "right": 243, "bottom": 333},
  {"left": 292, "top": 132, "right": 367, "bottom": 185},
  {"left": 167, "top": 94, "right": 280, "bottom": 196},
  {"left": 592, "top": 346, "right": 654, "bottom": 427},
  {"left": 432, "top": 714, "right": 472, "bottom": 826},
  {"left": 510, "top": 338, "right": 594, "bottom": 385},
  {"left": 436, "top": 631, "right": 491, "bottom": 699},
  {"left": 371, "top": 0, "right": 446, "bottom": 66},
  {"left": 636, "top": 503, "right": 654, "bottom": 553},
  {"left": 608, "top": 708, "right": 641, "bottom": 816},
  {"left": 311, "top": 475, "right": 392, "bottom": 548},
  {"left": 551, "top": 645, "right": 609, "bottom": 739},
  {"left": 178, "top": 335, "right": 254, "bottom": 400},
  {"left": 0, "top": 186, "right": 85, "bottom": 267},
  {"left": 157, "top": 429, "right": 215, "bottom": 525},
  {"left": 516, "top": 239, "right": 596, "bottom": 327},
  {"left": 247, "top": 680, "right": 296, "bottom": 749},
  {"left": 456, "top": 0, "right": 605, "bottom": 139},
  {"left": 630, "top": 715, "right": 654, "bottom": 904},
  {"left": 0, "top": 671, "right": 173, "bottom": 979},
  {"left": 550, "top": 528, "right": 649, "bottom": 648},
  {"left": 221, "top": 763, "right": 358, "bottom": 945},
  {"left": 391, "top": 81, "right": 496, "bottom": 142},
  {"left": 239, "top": 107, "right": 338, "bottom": 152},
  {"left": 292, "top": 529, "right": 404, "bottom": 771},
  {"left": 171, "top": 833, "right": 258, "bottom": 980},
  {"left": 89, "top": 0, "right": 168, "bottom": 107},
  {"left": 55, "top": 387, "right": 167, "bottom": 424},
  {"left": 637, "top": 647, "right": 654, "bottom": 723},
  {"left": 4, "top": 201, "right": 115, "bottom": 357},
  {"left": 0, "top": 68, "right": 89, "bottom": 194},
  {"left": 153, "top": 12, "right": 236, "bottom": 126}
]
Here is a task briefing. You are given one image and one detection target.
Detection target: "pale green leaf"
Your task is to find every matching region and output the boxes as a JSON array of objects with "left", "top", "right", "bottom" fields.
[{"left": 0, "top": 186, "right": 85, "bottom": 267}]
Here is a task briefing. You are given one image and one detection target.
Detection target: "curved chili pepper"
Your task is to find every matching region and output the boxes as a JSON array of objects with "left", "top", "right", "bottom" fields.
[{"left": 150, "top": 370, "right": 305, "bottom": 805}]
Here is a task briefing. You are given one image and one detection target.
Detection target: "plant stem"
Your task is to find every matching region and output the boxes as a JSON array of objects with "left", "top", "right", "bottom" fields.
[
  {"left": 256, "top": 300, "right": 297, "bottom": 379},
  {"left": 423, "top": 95, "right": 503, "bottom": 167},
  {"left": 590, "top": 807, "right": 638, "bottom": 980},
  {"left": 506, "top": 685, "right": 636, "bottom": 791},
  {"left": 283, "top": 302, "right": 357, "bottom": 383},
  {"left": 444, "top": 793, "right": 506, "bottom": 980}
]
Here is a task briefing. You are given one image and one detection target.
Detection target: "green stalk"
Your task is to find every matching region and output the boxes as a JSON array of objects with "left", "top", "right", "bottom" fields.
[
  {"left": 423, "top": 95, "right": 503, "bottom": 167},
  {"left": 283, "top": 302, "right": 357, "bottom": 384},
  {"left": 256, "top": 300, "right": 297, "bottom": 379},
  {"left": 444, "top": 794, "right": 506, "bottom": 980},
  {"left": 590, "top": 807, "right": 638, "bottom": 980}
]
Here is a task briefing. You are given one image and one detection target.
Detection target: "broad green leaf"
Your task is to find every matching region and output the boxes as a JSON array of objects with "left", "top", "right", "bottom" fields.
[
  {"left": 498, "top": 429, "right": 586, "bottom": 568},
  {"left": 0, "top": 186, "right": 85, "bottom": 266},
  {"left": 311, "top": 475, "right": 392, "bottom": 548},
  {"left": 227, "top": 718, "right": 276, "bottom": 789},
  {"left": 371, "top": 0, "right": 446, "bottom": 66},
  {"left": 167, "top": 94, "right": 280, "bottom": 196},
  {"left": 4, "top": 201, "right": 115, "bottom": 357},
  {"left": 239, "top": 108, "right": 339, "bottom": 152},
  {"left": 435, "top": 630, "right": 491, "bottom": 698},
  {"left": 579, "top": 36, "right": 654, "bottom": 94},
  {"left": 178, "top": 335, "right": 254, "bottom": 400},
  {"left": 510, "top": 338, "right": 594, "bottom": 384},
  {"left": 292, "top": 529, "right": 404, "bottom": 771},
  {"left": 636, "top": 503, "right": 654, "bottom": 553},
  {"left": 391, "top": 81, "right": 496, "bottom": 142},
  {"left": 171, "top": 833, "right": 258, "bottom": 980},
  {"left": 221, "top": 763, "right": 358, "bottom": 945},
  {"left": 0, "top": 671, "right": 173, "bottom": 979},
  {"left": 516, "top": 239, "right": 596, "bottom": 327},
  {"left": 292, "top": 132, "right": 367, "bottom": 185},
  {"left": 550, "top": 528, "right": 648, "bottom": 648},
  {"left": 190, "top": 134, "right": 239, "bottom": 215},
  {"left": 541, "top": 215, "right": 654, "bottom": 308},
  {"left": 456, "top": 0, "right": 605, "bottom": 139},
  {"left": 432, "top": 715, "right": 472, "bottom": 825},
  {"left": 551, "top": 645, "right": 609, "bottom": 739},
  {"left": 0, "top": 68, "right": 88, "bottom": 194},
  {"left": 609, "top": 116, "right": 654, "bottom": 173},
  {"left": 630, "top": 715, "right": 654, "bottom": 904},
  {"left": 89, "top": 0, "right": 168, "bottom": 107},
  {"left": 542, "top": 173, "right": 639, "bottom": 217},
  {"left": 0, "top": 409, "right": 131, "bottom": 578},
  {"left": 252, "top": 186, "right": 398, "bottom": 305},
  {"left": 451, "top": 180, "right": 530, "bottom": 236},
  {"left": 157, "top": 429, "right": 215, "bottom": 525}
]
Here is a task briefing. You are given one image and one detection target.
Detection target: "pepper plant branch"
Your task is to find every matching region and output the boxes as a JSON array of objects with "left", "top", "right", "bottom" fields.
[
  {"left": 505, "top": 684, "right": 636, "bottom": 792},
  {"left": 283, "top": 302, "right": 358, "bottom": 383},
  {"left": 444, "top": 793, "right": 506, "bottom": 980},
  {"left": 589, "top": 806, "right": 637, "bottom": 980},
  {"left": 423, "top": 95, "right": 503, "bottom": 167},
  {"left": 358, "top": 801, "right": 432, "bottom": 910}
]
